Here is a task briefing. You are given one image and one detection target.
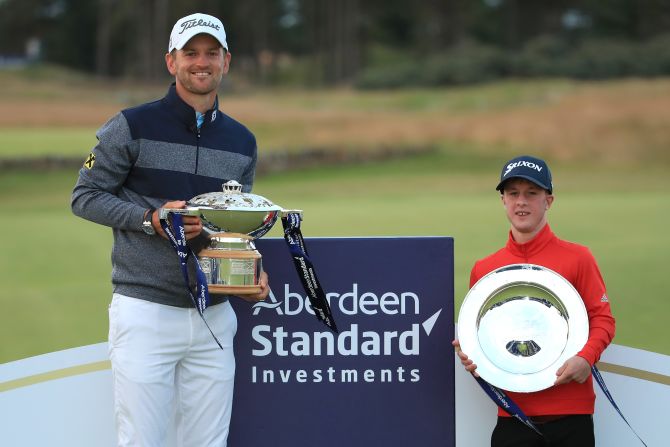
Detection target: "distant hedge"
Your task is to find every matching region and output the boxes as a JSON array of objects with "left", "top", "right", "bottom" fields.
[{"left": 356, "top": 35, "right": 670, "bottom": 89}]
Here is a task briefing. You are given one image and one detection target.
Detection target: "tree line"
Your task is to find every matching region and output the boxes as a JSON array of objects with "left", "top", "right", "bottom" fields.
[{"left": 1, "top": 0, "right": 670, "bottom": 87}]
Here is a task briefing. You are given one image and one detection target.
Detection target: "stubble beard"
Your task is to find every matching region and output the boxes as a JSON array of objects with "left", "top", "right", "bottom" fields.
[
  {"left": 178, "top": 71, "right": 222, "bottom": 97},
  {"left": 186, "top": 80, "right": 219, "bottom": 96}
]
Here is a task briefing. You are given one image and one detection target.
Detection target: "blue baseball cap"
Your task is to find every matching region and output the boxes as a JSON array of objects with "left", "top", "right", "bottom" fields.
[{"left": 496, "top": 155, "right": 553, "bottom": 194}]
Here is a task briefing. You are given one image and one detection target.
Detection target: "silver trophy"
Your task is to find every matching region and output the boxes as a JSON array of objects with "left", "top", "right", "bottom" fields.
[
  {"left": 457, "top": 264, "right": 588, "bottom": 392},
  {"left": 160, "top": 180, "right": 300, "bottom": 296}
]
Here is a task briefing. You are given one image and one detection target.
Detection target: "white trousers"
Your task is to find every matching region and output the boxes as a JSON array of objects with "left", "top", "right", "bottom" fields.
[{"left": 108, "top": 293, "right": 237, "bottom": 447}]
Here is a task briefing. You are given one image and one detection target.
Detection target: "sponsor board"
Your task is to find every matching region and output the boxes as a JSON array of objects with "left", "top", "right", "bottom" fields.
[{"left": 228, "top": 237, "right": 455, "bottom": 446}]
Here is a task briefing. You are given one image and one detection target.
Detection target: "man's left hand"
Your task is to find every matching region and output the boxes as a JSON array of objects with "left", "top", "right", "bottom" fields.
[
  {"left": 554, "top": 355, "right": 591, "bottom": 386},
  {"left": 153, "top": 201, "right": 203, "bottom": 240}
]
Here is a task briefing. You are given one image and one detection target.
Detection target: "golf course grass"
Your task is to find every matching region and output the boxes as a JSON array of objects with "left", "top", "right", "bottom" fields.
[{"left": 0, "top": 70, "right": 668, "bottom": 362}]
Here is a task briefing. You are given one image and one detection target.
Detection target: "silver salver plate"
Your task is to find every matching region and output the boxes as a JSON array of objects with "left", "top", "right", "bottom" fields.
[{"left": 457, "top": 264, "right": 588, "bottom": 393}]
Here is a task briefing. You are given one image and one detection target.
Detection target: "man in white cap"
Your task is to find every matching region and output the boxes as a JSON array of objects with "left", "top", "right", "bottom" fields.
[{"left": 72, "top": 12, "right": 268, "bottom": 446}]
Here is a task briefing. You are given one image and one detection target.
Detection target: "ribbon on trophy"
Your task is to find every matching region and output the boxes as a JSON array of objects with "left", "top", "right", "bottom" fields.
[
  {"left": 471, "top": 367, "right": 648, "bottom": 445},
  {"left": 473, "top": 375, "right": 542, "bottom": 435},
  {"left": 281, "top": 212, "right": 338, "bottom": 333},
  {"left": 159, "top": 212, "right": 224, "bottom": 349},
  {"left": 591, "top": 365, "right": 648, "bottom": 446},
  {"left": 161, "top": 207, "right": 339, "bottom": 345},
  {"left": 159, "top": 180, "right": 339, "bottom": 345}
]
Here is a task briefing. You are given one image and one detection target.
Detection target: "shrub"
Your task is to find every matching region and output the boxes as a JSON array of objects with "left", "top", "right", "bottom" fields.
[
  {"left": 512, "top": 35, "right": 573, "bottom": 77},
  {"left": 563, "top": 39, "right": 638, "bottom": 79},
  {"left": 420, "top": 42, "right": 508, "bottom": 86}
]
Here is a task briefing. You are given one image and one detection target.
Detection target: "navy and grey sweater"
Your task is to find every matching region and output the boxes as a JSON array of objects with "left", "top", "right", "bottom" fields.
[{"left": 72, "top": 84, "right": 257, "bottom": 307}]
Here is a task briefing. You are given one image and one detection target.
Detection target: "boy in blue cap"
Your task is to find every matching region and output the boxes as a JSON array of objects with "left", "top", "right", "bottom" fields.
[{"left": 454, "top": 155, "right": 615, "bottom": 447}]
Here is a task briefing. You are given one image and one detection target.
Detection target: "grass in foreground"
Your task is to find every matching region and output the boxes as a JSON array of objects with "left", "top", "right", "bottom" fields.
[{"left": 0, "top": 149, "right": 668, "bottom": 362}]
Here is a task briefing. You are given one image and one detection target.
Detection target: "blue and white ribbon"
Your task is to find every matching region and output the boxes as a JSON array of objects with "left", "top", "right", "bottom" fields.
[
  {"left": 591, "top": 365, "right": 647, "bottom": 446},
  {"left": 160, "top": 212, "right": 223, "bottom": 349},
  {"left": 472, "top": 366, "right": 648, "bottom": 445},
  {"left": 473, "top": 375, "right": 542, "bottom": 435},
  {"left": 281, "top": 212, "right": 338, "bottom": 333}
]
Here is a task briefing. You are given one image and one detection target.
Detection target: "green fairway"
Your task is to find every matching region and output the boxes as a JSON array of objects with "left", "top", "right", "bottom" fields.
[
  {"left": 0, "top": 127, "right": 97, "bottom": 158},
  {"left": 0, "top": 149, "right": 668, "bottom": 362}
]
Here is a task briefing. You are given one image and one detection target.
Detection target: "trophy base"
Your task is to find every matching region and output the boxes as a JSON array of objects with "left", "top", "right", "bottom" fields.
[
  {"left": 198, "top": 233, "right": 263, "bottom": 296},
  {"left": 208, "top": 284, "right": 263, "bottom": 296}
]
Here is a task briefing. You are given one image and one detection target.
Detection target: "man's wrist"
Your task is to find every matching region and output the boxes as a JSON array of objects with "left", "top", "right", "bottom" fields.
[{"left": 142, "top": 208, "right": 156, "bottom": 235}]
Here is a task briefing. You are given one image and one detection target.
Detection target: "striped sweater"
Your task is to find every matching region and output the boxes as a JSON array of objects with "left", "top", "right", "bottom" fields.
[{"left": 71, "top": 84, "right": 257, "bottom": 307}]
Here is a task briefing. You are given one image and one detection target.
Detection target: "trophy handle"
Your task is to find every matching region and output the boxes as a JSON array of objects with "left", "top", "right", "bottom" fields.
[
  {"left": 280, "top": 209, "right": 303, "bottom": 218},
  {"left": 158, "top": 206, "right": 201, "bottom": 220}
]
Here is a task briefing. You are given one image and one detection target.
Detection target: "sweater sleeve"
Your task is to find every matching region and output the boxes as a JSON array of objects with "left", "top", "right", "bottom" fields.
[
  {"left": 71, "top": 113, "right": 146, "bottom": 230},
  {"left": 574, "top": 248, "right": 616, "bottom": 365}
]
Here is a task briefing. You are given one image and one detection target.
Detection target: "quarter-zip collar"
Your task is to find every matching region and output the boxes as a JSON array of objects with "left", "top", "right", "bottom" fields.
[
  {"left": 506, "top": 223, "right": 555, "bottom": 259},
  {"left": 162, "top": 83, "right": 220, "bottom": 131}
]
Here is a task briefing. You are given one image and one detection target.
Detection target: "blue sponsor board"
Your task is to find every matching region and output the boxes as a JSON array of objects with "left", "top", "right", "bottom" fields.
[{"left": 229, "top": 237, "right": 454, "bottom": 447}]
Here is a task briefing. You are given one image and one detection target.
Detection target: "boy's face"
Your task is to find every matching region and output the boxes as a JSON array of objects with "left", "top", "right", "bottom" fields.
[{"left": 501, "top": 178, "right": 554, "bottom": 239}]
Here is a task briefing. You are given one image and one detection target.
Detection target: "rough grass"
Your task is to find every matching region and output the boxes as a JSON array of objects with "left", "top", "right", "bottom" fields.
[{"left": 1, "top": 67, "right": 669, "bottom": 166}]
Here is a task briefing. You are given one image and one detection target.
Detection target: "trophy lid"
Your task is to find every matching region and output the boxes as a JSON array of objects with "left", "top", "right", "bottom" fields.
[
  {"left": 188, "top": 181, "right": 283, "bottom": 236},
  {"left": 189, "top": 180, "right": 281, "bottom": 212},
  {"left": 457, "top": 264, "right": 588, "bottom": 393}
]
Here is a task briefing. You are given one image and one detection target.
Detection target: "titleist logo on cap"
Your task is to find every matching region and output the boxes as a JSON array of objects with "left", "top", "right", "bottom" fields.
[{"left": 179, "top": 18, "right": 220, "bottom": 34}]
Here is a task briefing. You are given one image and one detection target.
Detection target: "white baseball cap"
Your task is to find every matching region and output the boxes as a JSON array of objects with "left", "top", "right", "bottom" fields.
[{"left": 168, "top": 13, "right": 228, "bottom": 52}]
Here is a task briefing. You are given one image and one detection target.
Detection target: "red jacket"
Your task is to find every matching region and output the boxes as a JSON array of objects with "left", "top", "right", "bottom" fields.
[{"left": 470, "top": 224, "right": 616, "bottom": 416}]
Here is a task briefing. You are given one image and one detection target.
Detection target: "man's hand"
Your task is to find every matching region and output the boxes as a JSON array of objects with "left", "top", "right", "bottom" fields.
[
  {"left": 238, "top": 271, "right": 270, "bottom": 303},
  {"left": 554, "top": 355, "right": 591, "bottom": 386},
  {"left": 452, "top": 339, "right": 479, "bottom": 377},
  {"left": 152, "top": 200, "right": 203, "bottom": 240}
]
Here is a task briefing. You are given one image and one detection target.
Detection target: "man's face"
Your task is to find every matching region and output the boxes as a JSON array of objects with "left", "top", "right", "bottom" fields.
[
  {"left": 501, "top": 178, "right": 554, "bottom": 238},
  {"left": 166, "top": 34, "right": 230, "bottom": 97}
]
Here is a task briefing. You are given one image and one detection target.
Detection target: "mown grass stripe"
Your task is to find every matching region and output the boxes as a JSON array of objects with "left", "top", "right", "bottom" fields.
[
  {"left": 597, "top": 362, "right": 670, "bottom": 386},
  {"left": 0, "top": 360, "right": 111, "bottom": 392}
]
